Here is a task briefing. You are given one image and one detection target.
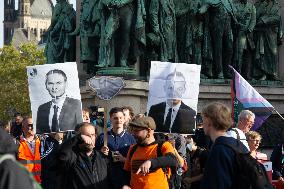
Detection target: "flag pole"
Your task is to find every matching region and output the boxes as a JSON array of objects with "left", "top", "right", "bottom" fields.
[
  {"left": 273, "top": 109, "right": 284, "bottom": 120},
  {"left": 103, "top": 106, "right": 108, "bottom": 147}
]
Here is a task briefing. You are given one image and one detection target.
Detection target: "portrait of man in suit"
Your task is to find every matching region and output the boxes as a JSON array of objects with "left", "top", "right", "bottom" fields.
[
  {"left": 148, "top": 71, "right": 196, "bottom": 133},
  {"left": 36, "top": 69, "right": 83, "bottom": 134}
]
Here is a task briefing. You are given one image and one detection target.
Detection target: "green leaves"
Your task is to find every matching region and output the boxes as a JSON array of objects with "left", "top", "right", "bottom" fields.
[{"left": 0, "top": 43, "right": 45, "bottom": 121}]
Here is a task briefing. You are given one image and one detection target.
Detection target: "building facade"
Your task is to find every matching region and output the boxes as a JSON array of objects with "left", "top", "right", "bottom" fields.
[{"left": 3, "top": 0, "right": 53, "bottom": 46}]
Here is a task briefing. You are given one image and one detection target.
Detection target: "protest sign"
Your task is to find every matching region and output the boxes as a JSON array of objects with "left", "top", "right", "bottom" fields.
[
  {"left": 27, "top": 62, "right": 82, "bottom": 134},
  {"left": 147, "top": 61, "right": 201, "bottom": 134}
]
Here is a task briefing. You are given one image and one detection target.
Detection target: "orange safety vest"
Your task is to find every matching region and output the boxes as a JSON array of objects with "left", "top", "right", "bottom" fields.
[{"left": 18, "top": 136, "right": 41, "bottom": 183}]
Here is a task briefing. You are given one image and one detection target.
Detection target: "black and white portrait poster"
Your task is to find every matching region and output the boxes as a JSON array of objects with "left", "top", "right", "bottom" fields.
[
  {"left": 147, "top": 61, "right": 201, "bottom": 134},
  {"left": 27, "top": 62, "right": 83, "bottom": 134}
]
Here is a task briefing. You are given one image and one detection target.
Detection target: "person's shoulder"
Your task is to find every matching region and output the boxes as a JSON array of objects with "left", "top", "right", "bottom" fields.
[
  {"left": 124, "top": 131, "right": 134, "bottom": 137},
  {"left": 226, "top": 128, "right": 244, "bottom": 137},
  {"left": 0, "top": 158, "right": 28, "bottom": 176},
  {"left": 124, "top": 131, "right": 135, "bottom": 139},
  {"left": 214, "top": 136, "right": 248, "bottom": 153},
  {"left": 160, "top": 141, "right": 175, "bottom": 152}
]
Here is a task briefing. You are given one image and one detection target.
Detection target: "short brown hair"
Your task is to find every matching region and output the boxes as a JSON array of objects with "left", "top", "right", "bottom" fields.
[
  {"left": 122, "top": 106, "right": 135, "bottom": 118},
  {"left": 202, "top": 102, "right": 232, "bottom": 131},
  {"left": 109, "top": 107, "right": 124, "bottom": 117}
]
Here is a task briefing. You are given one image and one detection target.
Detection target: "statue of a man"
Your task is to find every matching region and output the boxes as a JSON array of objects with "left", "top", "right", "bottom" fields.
[
  {"left": 232, "top": 0, "right": 256, "bottom": 80},
  {"left": 148, "top": 0, "right": 178, "bottom": 62},
  {"left": 97, "top": 0, "right": 146, "bottom": 68},
  {"left": 174, "top": 0, "right": 191, "bottom": 63},
  {"left": 174, "top": 0, "right": 213, "bottom": 78},
  {"left": 253, "top": 0, "right": 282, "bottom": 80},
  {"left": 70, "top": 0, "right": 101, "bottom": 74},
  {"left": 199, "top": 0, "right": 236, "bottom": 79},
  {"left": 45, "top": 0, "right": 76, "bottom": 64}
]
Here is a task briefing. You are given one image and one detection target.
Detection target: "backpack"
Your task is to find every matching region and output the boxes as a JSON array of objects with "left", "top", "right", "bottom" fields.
[
  {"left": 215, "top": 140, "right": 274, "bottom": 189},
  {"left": 128, "top": 141, "right": 182, "bottom": 189},
  {"left": 0, "top": 154, "right": 42, "bottom": 189}
]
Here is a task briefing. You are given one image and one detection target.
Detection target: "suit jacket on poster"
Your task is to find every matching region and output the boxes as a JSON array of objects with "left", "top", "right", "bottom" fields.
[
  {"left": 148, "top": 101, "right": 196, "bottom": 134},
  {"left": 36, "top": 97, "right": 83, "bottom": 134}
]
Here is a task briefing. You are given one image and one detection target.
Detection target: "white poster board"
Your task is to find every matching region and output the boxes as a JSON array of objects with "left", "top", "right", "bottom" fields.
[
  {"left": 27, "top": 62, "right": 83, "bottom": 134},
  {"left": 147, "top": 61, "right": 201, "bottom": 134}
]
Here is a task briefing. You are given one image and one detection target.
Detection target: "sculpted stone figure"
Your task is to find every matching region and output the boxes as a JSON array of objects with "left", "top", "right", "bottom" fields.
[
  {"left": 70, "top": 0, "right": 101, "bottom": 74},
  {"left": 174, "top": 0, "right": 191, "bottom": 63},
  {"left": 232, "top": 0, "right": 256, "bottom": 80},
  {"left": 253, "top": 0, "right": 282, "bottom": 80},
  {"left": 45, "top": 0, "right": 76, "bottom": 64},
  {"left": 148, "top": 0, "right": 178, "bottom": 62},
  {"left": 199, "top": 0, "right": 235, "bottom": 79},
  {"left": 97, "top": 0, "right": 146, "bottom": 68},
  {"left": 174, "top": 0, "right": 213, "bottom": 78}
]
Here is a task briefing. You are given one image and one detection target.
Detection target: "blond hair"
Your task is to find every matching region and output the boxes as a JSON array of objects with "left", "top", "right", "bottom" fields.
[
  {"left": 246, "top": 131, "right": 262, "bottom": 140},
  {"left": 202, "top": 102, "right": 232, "bottom": 131}
]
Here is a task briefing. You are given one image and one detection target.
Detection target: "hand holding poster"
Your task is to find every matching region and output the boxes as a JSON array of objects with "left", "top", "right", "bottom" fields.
[
  {"left": 27, "top": 62, "right": 83, "bottom": 134},
  {"left": 147, "top": 61, "right": 201, "bottom": 134}
]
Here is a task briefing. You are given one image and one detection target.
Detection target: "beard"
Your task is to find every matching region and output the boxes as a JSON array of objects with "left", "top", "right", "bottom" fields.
[
  {"left": 79, "top": 143, "right": 94, "bottom": 152},
  {"left": 134, "top": 135, "right": 147, "bottom": 145}
]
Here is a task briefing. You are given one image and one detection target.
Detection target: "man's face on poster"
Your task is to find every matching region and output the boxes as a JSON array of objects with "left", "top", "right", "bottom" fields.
[
  {"left": 46, "top": 73, "right": 67, "bottom": 98},
  {"left": 164, "top": 76, "right": 186, "bottom": 100}
]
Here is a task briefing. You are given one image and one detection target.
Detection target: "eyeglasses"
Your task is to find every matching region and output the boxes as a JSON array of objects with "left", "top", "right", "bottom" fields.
[
  {"left": 26, "top": 124, "right": 33, "bottom": 128},
  {"left": 130, "top": 127, "right": 146, "bottom": 133}
]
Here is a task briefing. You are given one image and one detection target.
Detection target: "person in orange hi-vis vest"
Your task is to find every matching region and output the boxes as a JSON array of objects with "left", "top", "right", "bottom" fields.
[{"left": 17, "top": 117, "right": 41, "bottom": 183}]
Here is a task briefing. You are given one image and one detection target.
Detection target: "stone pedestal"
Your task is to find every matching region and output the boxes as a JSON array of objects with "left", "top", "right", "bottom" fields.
[
  {"left": 96, "top": 67, "right": 138, "bottom": 78},
  {"left": 81, "top": 80, "right": 149, "bottom": 117},
  {"left": 80, "top": 79, "right": 284, "bottom": 116}
]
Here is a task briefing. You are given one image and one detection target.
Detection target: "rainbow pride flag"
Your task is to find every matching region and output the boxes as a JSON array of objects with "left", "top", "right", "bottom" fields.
[{"left": 230, "top": 66, "right": 274, "bottom": 130}]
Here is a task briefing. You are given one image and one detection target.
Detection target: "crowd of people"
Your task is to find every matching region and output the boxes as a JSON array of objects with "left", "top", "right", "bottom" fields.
[{"left": 0, "top": 104, "right": 284, "bottom": 189}]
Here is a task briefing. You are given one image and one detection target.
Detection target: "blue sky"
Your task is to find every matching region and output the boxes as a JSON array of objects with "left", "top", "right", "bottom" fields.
[{"left": 0, "top": 0, "right": 76, "bottom": 48}]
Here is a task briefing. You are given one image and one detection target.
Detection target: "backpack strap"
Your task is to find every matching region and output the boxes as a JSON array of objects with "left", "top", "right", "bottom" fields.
[
  {"left": 0, "top": 154, "right": 16, "bottom": 164},
  {"left": 156, "top": 141, "right": 172, "bottom": 180},
  {"left": 231, "top": 128, "right": 241, "bottom": 141},
  {"left": 128, "top": 144, "right": 138, "bottom": 161},
  {"left": 157, "top": 141, "right": 164, "bottom": 157}
]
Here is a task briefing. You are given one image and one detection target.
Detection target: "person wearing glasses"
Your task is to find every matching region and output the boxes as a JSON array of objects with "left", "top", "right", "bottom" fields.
[
  {"left": 227, "top": 110, "right": 255, "bottom": 150},
  {"left": 17, "top": 117, "right": 42, "bottom": 183},
  {"left": 246, "top": 131, "right": 267, "bottom": 162}
]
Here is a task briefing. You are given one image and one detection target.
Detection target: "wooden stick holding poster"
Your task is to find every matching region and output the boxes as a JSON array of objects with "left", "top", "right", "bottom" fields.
[{"left": 88, "top": 76, "right": 125, "bottom": 147}]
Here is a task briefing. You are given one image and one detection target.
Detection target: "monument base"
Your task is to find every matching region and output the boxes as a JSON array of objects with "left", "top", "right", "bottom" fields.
[{"left": 96, "top": 67, "right": 138, "bottom": 78}]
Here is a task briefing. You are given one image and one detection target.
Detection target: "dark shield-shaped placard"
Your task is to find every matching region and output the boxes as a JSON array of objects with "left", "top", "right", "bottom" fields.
[{"left": 88, "top": 76, "right": 125, "bottom": 100}]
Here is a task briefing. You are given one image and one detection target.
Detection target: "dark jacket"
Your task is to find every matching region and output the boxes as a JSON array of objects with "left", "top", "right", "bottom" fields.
[
  {"left": 270, "top": 144, "right": 284, "bottom": 179},
  {"left": 41, "top": 136, "right": 61, "bottom": 189},
  {"left": 200, "top": 136, "right": 248, "bottom": 189},
  {"left": 95, "top": 130, "right": 136, "bottom": 189},
  {"left": 36, "top": 97, "right": 83, "bottom": 134},
  {"left": 0, "top": 128, "right": 36, "bottom": 189},
  {"left": 57, "top": 135, "right": 110, "bottom": 189},
  {"left": 148, "top": 101, "right": 196, "bottom": 134}
]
